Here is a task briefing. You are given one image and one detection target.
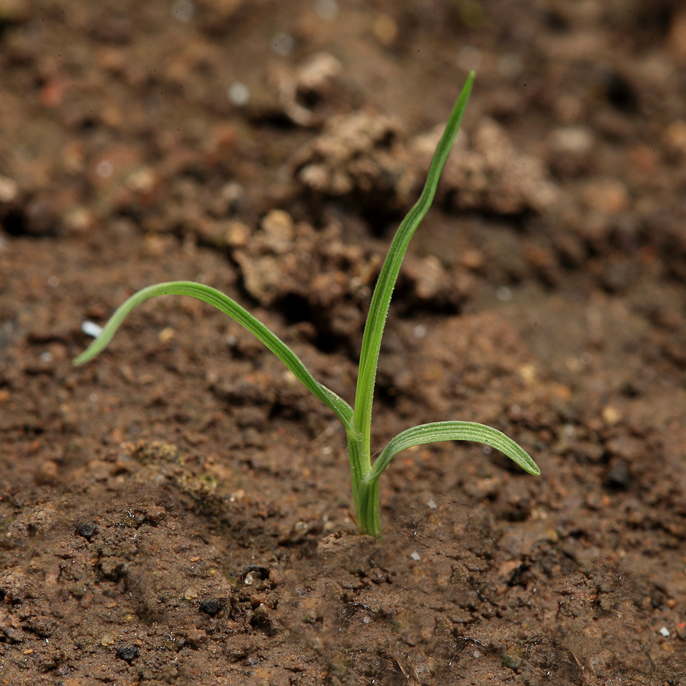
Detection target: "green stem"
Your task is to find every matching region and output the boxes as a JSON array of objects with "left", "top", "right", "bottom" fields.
[
  {"left": 356, "top": 478, "right": 381, "bottom": 538},
  {"left": 346, "top": 430, "right": 367, "bottom": 516},
  {"left": 346, "top": 427, "right": 381, "bottom": 536}
]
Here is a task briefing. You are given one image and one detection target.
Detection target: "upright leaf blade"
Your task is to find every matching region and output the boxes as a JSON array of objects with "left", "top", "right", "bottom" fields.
[
  {"left": 352, "top": 72, "right": 475, "bottom": 456},
  {"left": 74, "top": 281, "right": 354, "bottom": 430}
]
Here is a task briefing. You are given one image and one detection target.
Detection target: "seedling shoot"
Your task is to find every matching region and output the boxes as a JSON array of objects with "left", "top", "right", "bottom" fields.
[{"left": 74, "top": 72, "right": 540, "bottom": 539}]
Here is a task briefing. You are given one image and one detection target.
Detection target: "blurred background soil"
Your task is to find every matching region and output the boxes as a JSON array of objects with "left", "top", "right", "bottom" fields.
[{"left": 1, "top": 1, "right": 686, "bottom": 684}]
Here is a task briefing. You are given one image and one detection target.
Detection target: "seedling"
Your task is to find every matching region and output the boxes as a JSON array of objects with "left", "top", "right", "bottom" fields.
[{"left": 74, "top": 72, "right": 540, "bottom": 538}]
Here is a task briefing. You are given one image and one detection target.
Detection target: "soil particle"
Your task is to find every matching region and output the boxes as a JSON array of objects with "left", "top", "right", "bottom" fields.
[
  {"left": 75, "top": 521, "right": 98, "bottom": 540},
  {"left": 199, "top": 598, "right": 224, "bottom": 617},
  {"left": 115, "top": 645, "right": 140, "bottom": 663}
]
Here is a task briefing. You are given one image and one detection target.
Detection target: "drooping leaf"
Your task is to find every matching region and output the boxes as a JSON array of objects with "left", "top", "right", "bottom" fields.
[
  {"left": 74, "top": 281, "right": 354, "bottom": 430},
  {"left": 366, "top": 420, "right": 540, "bottom": 484}
]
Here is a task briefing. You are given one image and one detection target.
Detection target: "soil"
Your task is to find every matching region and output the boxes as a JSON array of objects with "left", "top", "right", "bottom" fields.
[{"left": 2, "top": 1, "right": 686, "bottom": 684}]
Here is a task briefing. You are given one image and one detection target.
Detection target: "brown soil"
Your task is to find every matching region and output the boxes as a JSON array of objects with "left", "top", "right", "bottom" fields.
[{"left": 2, "top": 1, "right": 686, "bottom": 684}]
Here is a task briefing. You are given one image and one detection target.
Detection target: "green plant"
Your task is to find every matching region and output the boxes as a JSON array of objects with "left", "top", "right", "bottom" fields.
[{"left": 74, "top": 72, "right": 540, "bottom": 538}]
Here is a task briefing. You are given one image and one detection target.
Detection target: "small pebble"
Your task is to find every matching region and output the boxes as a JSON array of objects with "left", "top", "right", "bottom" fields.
[
  {"left": 660, "top": 626, "right": 670, "bottom": 637},
  {"left": 460, "top": 248, "right": 485, "bottom": 271},
  {"left": 548, "top": 126, "right": 594, "bottom": 156},
  {"left": 261, "top": 209, "right": 294, "bottom": 240},
  {"left": 296, "top": 52, "right": 342, "bottom": 94},
  {"left": 116, "top": 645, "right": 139, "bottom": 663},
  {"left": 35, "top": 460, "right": 59, "bottom": 485},
  {"left": 199, "top": 599, "right": 223, "bottom": 617},
  {"left": 662, "top": 120, "right": 686, "bottom": 156},
  {"left": 410, "top": 551, "right": 421, "bottom": 561},
  {"left": 75, "top": 522, "right": 98, "bottom": 541},
  {"left": 158, "top": 327, "right": 175, "bottom": 342},
  {"left": 225, "top": 221, "right": 250, "bottom": 247},
  {"left": 0, "top": 175, "right": 19, "bottom": 203},
  {"left": 228, "top": 82, "right": 250, "bottom": 106},
  {"left": 373, "top": 15, "right": 398, "bottom": 47},
  {"left": 250, "top": 593, "right": 266, "bottom": 608},
  {"left": 602, "top": 406, "right": 621, "bottom": 425}
]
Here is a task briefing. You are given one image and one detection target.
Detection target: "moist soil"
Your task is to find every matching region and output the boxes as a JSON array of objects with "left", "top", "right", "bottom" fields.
[{"left": 2, "top": 1, "right": 686, "bottom": 684}]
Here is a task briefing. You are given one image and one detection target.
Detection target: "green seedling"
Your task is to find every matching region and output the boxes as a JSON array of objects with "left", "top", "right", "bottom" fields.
[{"left": 74, "top": 72, "right": 540, "bottom": 538}]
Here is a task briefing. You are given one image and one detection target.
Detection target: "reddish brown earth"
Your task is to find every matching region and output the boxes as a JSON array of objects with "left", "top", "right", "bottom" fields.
[{"left": 2, "top": 1, "right": 686, "bottom": 684}]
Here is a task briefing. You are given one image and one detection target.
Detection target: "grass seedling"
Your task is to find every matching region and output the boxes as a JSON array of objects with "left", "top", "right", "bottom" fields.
[{"left": 74, "top": 72, "right": 540, "bottom": 538}]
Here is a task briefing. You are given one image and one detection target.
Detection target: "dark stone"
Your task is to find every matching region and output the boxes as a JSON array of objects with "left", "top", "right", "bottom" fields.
[
  {"left": 116, "top": 645, "right": 139, "bottom": 663},
  {"left": 199, "top": 599, "right": 224, "bottom": 617},
  {"left": 75, "top": 522, "right": 98, "bottom": 540}
]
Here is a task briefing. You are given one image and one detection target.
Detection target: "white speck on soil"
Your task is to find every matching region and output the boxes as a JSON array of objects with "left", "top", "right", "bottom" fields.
[{"left": 228, "top": 82, "right": 250, "bottom": 106}]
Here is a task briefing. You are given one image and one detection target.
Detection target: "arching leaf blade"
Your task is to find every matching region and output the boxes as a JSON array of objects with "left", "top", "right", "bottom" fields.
[
  {"left": 74, "top": 281, "right": 354, "bottom": 429},
  {"left": 366, "top": 420, "right": 540, "bottom": 484}
]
